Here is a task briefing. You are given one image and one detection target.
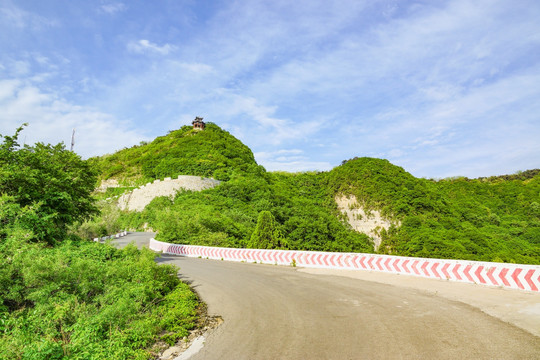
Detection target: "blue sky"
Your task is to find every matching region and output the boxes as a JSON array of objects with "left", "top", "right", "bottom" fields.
[{"left": 1, "top": 0, "right": 539, "bottom": 178}]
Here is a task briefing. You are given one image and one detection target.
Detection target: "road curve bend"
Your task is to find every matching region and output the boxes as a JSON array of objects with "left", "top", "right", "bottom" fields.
[{"left": 117, "top": 233, "right": 540, "bottom": 359}]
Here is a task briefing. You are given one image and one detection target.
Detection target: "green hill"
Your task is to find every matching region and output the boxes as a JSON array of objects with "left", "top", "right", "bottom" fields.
[
  {"left": 91, "top": 123, "right": 260, "bottom": 185},
  {"left": 87, "top": 125, "right": 539, "bottom": 265},
  {"left": 328, "top": 157, "right": 540, "bottom": 263}
]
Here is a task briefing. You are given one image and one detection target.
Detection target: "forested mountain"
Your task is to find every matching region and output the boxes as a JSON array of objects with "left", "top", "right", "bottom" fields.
[
  {"left": 329, "top": 158, "right": 540, "bottom": 264},
  {"left": 91, "top": 124, "right": 540, "bottom": 265},
  {"left": 91, "top": 123, "right": 260, "bottom": 184}
]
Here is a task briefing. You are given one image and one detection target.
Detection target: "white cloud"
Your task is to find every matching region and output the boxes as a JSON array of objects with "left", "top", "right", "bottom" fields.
[
  {"left": 178, "top": 62, "right": 213, "bottom": 74},
  {"left": 0, "top": 79, "right": 21, "bottom": 101},
  {"left": 254, "top": 150, "right": 332, "bottom": 172},
  {"left": 0, "top": 3, "right": 58, "bottom": 29},
  {"left": 203, "top": 92, "right": 326, "bottom": 147},
  {"left": 100, "top": 3, "right": 126, "bottom": 15},
  {"left": 0, "top": 79, "right": 148, "bottom": 158},
  {"left": 87, "top": 1, "right": 536, "bottom": 177},
  {"left": 11, "top": 60, "right": 30, "bottom": 75},
  {"left": 127, "top": 39, "right": 176, "bottom": 55},
  {"left": 255, "top": 149, "right": 304, "bottom": 162}
]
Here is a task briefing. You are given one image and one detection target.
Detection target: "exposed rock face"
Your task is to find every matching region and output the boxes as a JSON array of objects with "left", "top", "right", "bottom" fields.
[
  {"left": 118, "top": 175, "right": 220, "bottom": 212},
  {"left": 335, "top": 194, "right": 399, "bottom": 251}
]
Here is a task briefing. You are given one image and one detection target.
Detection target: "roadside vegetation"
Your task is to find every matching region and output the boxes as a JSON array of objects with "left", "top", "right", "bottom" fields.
[
  {"left": 117, "top": 170, "right": 374, "bottom": 253},
  {"left": 0, "top": 126, "right": 199, "bottom": 359},
  {"left": 94, "top": 124, "right": 540, "bottom": 265}
]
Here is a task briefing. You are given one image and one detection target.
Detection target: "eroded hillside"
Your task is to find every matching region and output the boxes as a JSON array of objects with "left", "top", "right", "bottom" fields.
[
  {"left": 85, "top": 124, "right": 540, "bottom": 264},
  {"left": 335, "top": 194, "right": 400, "bottom": 250}
]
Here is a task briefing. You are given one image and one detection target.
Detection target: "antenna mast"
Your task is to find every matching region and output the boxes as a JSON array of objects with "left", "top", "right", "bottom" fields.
[{"left": 70, "top": 128, "right": 75, "bottom": 152}]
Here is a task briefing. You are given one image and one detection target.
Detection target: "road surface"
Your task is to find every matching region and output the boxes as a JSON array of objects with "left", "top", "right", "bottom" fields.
[{"left": 115, "top": 233, "right": 540, "bottom": 359}]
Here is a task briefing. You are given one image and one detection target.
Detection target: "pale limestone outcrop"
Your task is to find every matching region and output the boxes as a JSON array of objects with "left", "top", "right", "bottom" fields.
[
  {"left": 335, "top": 194, "right": 399, "bottom": 250},
  {"left": 118, "top": 175, "right": 220, "bottom": 212},
  {"left": 96, "top": 179, "right": 120, "bottom": 193}
]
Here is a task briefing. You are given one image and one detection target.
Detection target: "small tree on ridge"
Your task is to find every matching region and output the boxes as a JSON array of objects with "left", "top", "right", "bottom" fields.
[{"left": 248, "top": 210, "right": 288, "bottom": 249}]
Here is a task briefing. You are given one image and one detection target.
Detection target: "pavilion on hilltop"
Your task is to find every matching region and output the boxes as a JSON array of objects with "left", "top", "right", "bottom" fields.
[{"left": 192, "top": 117, "right": 205, "bottom": 130}]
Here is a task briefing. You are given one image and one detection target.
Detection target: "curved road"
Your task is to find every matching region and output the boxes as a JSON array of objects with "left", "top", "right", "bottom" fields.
[{"left": 116, "top": 233, "right": 540, "bottom": 359}]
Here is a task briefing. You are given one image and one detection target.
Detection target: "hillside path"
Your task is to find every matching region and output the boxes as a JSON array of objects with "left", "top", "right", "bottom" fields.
[{"left": 115, "top": 233, "right": 540, "bottom": 360}]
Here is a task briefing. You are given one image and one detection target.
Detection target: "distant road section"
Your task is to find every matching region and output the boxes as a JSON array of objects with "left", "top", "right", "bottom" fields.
[
  {"left": 116, "top": 233, "right": 540, "bottom": 360},
  {"left": 112, "top": 231, "right": 156, "bottom": 248}
]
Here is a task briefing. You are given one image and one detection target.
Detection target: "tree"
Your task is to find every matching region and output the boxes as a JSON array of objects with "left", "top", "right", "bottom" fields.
[
  {"left": 248, "top": 211, "right": 288, "bottom": 249},
  {"left": 0, "top": 124, "right": 97, "bottom": 244}
]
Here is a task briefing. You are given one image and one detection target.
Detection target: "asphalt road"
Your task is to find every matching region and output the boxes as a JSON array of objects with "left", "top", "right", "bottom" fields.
[{"left": 115, "top": 233, "right": 540, "bottom": 359}]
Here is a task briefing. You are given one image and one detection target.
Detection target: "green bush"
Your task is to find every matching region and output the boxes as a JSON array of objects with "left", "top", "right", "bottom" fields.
[
  {"left": 248, "top": 211, "right": 288, "bottom": 249},
  {"left": 0, "top": 125, "right": 201, "bottom": 359},
  {"left": 70, "top": 201, "right": 123, "bottom": 239},
  {"left": 0, "top": 125, "right": 97, "bottom": 244},
  {"left": 0, "top": 239, "right": 198, "bottom": 360}
]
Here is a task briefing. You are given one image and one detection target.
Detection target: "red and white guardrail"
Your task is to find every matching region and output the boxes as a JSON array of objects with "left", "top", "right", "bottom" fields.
[
  {"left": 94, "top": 230, "right": 128, "bottom": 242},
  {"left": 149, "top": 238, "right": 540, "bottom": 292}
]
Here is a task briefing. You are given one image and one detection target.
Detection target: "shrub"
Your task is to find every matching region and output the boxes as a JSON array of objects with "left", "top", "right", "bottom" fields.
[{"left": 0, "top": 240, "right": 198, "bottom": 359}]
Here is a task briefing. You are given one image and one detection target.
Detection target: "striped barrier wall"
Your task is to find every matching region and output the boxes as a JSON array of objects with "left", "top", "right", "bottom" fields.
[
  {"left": 149, "top": 238, "right": 540, "bottom": 292},
  {"left": 94, "top": 230, "right": 128, "bottom": 242}
]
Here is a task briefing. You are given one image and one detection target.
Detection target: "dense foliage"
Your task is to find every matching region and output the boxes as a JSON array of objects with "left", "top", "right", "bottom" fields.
[
  {"left": 0, "top": 127, "right": 200, "bottom": 359},
  {"left": 70, "top": 201, "right": 123, "bottom": 240},
  {"left": 91, "top": 124, "right": 539, "bottom": 265},
  {"left": 248, "top": 211, "right": 288, "bottom": 249},
  {"left": 117, "top": 171, "right": 374, "bottom": 253},
  {"left": 0, "top": 237, "right": 198, "bottom": 360},
  {"left": 92, "top": 123, "right": 259, "bottom": 183},
  {"left": 329, "top": 158, "right": 540, "bottom": 264},
  {"left": 0, "top": 125, "right": 97, "bottom": 244}
]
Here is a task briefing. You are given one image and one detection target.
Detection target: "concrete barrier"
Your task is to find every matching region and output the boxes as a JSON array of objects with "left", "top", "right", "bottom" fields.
[
  {"left": 149, "top": 238, "right": 540, "bottom": 292},
  {"left": 93, "top": 230, "right": 128, "bottom": 242}
]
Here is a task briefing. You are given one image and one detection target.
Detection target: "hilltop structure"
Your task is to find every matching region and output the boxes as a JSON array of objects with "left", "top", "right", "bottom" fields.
[{"left": 192, "top": 116, "right": 205, "bottom": 130}]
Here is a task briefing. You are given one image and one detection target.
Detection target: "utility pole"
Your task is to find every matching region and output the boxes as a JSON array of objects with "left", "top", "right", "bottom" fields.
[{"left": 70, "top": 128, "right": 75, "bottom": 152}]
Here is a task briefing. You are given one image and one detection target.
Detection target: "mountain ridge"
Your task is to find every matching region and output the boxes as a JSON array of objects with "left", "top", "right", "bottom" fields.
[{"left": 88, "top": 124, "right": 540, "bottom": 264}]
